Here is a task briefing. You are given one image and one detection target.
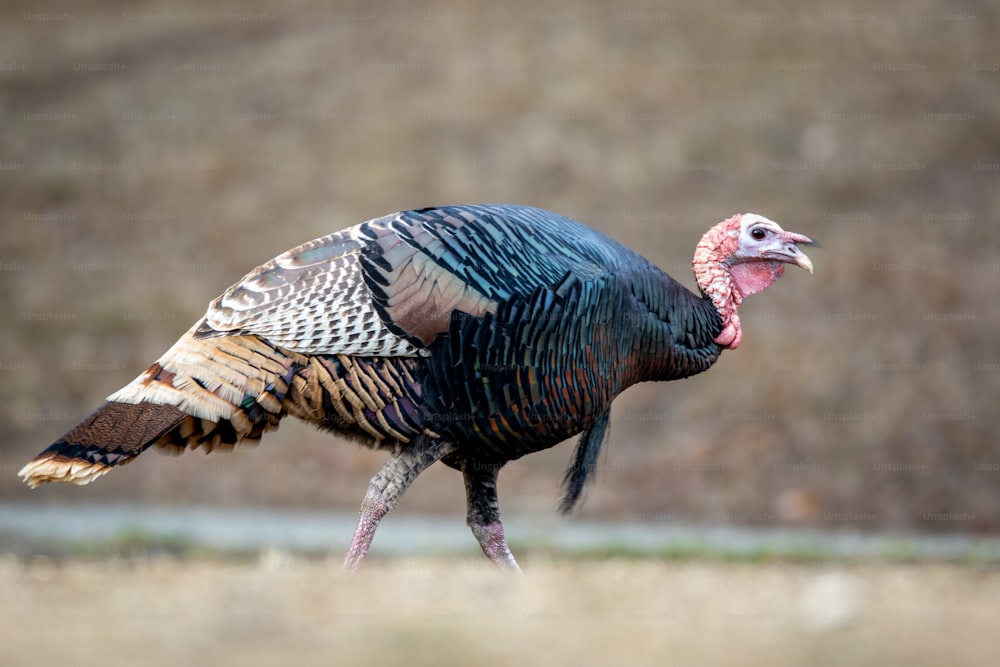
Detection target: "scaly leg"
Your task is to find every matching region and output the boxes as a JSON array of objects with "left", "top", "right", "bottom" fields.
[
  {"left": 344, "top": 437, "right": 457, "bottom": 571},
  {"left": 463, "top": 459, "right": 521, "bottom": 572}
]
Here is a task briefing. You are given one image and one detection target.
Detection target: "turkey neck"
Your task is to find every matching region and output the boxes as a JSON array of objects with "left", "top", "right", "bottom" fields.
[{"left": 622, "top": 265, "right": 724, "bottom": 386}]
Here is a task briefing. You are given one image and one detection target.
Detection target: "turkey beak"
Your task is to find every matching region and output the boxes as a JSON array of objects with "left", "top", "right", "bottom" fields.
[{"left": 777, "top": 232, "right": 816, "bottom": 274}]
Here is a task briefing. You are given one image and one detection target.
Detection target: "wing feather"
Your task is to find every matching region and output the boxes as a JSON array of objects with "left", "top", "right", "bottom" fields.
[
  {"left": 199, "top": 217, "right": 424, "bottom": 357},
  {"left": 196, "top": 205, "right": 616, "bottom": 357}
]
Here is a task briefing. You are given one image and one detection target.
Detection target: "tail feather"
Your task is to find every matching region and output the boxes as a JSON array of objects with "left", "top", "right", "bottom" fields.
[
  {"left": 20, "top": 325, "right": 301, "bottom": 489},
  {"left": 559, "top": 409, "right": 611, "bottom": 515},
  {"left": 19, "top": 322, "right": 425, "bottom": 490},
  {"left": 18, "top": 401, "right": 186, "bottom": 488}
]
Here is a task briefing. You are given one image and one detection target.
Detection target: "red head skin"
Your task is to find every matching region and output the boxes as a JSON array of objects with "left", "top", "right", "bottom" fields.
[{"left": 693, "top": 213, "right": 815, "bottom": 350}]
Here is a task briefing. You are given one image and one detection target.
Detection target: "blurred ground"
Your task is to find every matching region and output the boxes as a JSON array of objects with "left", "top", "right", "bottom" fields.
[
  {"left": 5, "top": 503, "right": 1000, "bottom": 563},
  {"left": 2, "top": 556, "right": 998, "bottom": 667},
  {"left": 1, "top": 0, "right": 999, "bottom": 535}
]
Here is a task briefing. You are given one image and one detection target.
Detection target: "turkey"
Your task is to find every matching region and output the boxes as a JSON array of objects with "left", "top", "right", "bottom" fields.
[{"left": 19, "top": 204, "right": 814, "bottom": 571}]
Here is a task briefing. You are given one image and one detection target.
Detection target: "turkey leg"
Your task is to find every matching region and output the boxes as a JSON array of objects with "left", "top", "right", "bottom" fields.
[
  {"left": 462, "top": 459, "right": 521, "bottom": 572},
  {"left": 344, "top": 437, "right": 458, "bottom": 570}
]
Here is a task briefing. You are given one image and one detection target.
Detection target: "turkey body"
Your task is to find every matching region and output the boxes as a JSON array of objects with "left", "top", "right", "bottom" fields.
[
  {"left": 351, "top": 205, "right": 725, "bottom": 461},
  {"left": 20, "top": 204, "right": 744, "bottom": 571},
  {"left": 144, "top": 204, "right": 722, "bottom": 471}
]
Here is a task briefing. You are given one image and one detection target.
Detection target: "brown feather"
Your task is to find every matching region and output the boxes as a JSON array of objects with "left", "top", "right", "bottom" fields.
[
  {"left": 365, "top": 227, "right": 497, "bottom": 344},
  {"left": 18, "top": 401, "right": 186, "bottom": 487}
]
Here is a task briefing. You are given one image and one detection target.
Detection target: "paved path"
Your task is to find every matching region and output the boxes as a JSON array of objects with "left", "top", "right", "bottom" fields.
[{"left": 2, "top": 502, "right": 998, "bottom": 561}]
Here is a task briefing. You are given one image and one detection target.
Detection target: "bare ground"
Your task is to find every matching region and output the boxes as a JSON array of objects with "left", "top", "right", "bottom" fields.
[
  {"left": 2, "top": 0, "right": 999, "bottom": 532},
  {"left": 1, "top": 556, "right": 996, "bottom": 667}
]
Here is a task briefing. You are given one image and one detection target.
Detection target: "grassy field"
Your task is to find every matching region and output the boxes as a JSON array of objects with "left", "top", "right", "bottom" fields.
[{"left": 2, "top": 554, "right": 997, "bottom": 667}]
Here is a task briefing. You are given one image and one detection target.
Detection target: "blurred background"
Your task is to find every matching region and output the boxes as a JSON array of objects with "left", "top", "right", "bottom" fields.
[{"left": 1, "top": 0, "right": 998, "bottom": 540}]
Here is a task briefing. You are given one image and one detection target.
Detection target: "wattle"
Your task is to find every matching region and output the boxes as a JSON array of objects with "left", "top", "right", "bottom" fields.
[{"left": 729, "top": 261, "right": 785, "bottom": 299}]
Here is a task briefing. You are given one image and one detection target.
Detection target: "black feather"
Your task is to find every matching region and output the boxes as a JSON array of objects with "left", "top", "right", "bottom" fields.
[{"left": 559, "top": 408, "right": 611, "bottom": 514}]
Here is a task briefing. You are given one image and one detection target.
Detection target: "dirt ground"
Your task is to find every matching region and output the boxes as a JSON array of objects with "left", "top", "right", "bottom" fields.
[
  {"left": 3, "top": 0, "right": 999, "bottom": 534},
  {"left": 1, "top": 555, "right": 996, "bottom": 667}
]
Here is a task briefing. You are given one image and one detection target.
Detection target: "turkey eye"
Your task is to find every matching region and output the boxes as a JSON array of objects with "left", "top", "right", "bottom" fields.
[{"left": 751, "top": 228, "right": 766, "bottom": 240}]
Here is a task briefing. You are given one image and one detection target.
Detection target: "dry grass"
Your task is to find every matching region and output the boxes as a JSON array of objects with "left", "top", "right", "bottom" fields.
[
  {"left": 1, "top": 555, "right": 997, "bottom": 667},
  {"left": 1, "top": 0, "right": 998, "bottom": 533}
]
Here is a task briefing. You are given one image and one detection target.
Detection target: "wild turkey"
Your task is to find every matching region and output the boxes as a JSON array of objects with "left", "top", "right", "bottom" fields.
[{"left": 19, "top": 204, "right": 814, "bottom": 571}]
